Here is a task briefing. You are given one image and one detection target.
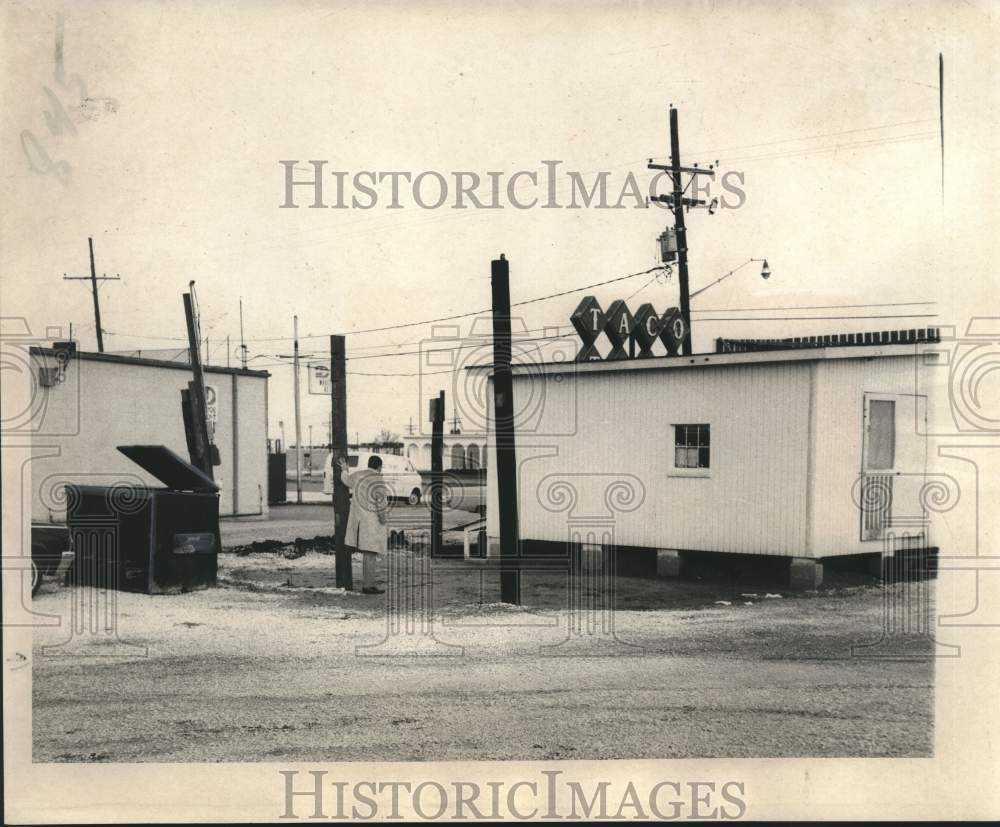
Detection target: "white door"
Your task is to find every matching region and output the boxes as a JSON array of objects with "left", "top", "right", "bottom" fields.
[{"left": 859, "top": 393, "right": 928, "bottom": 542}]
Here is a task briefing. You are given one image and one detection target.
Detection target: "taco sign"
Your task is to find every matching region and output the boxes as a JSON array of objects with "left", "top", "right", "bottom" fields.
[{"left": 571, "top": 296, "right": 687, "bottom": 361}]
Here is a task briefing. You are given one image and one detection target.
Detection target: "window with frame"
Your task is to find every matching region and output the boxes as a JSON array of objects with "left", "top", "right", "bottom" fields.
[{"left": 674, "top": 424, "right": 710, "bottom": 469}]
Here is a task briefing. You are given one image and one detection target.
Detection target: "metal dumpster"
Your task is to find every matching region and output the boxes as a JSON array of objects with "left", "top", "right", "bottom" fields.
[{"left": 67, "top": 445, "right": 220, "bottom": 594}]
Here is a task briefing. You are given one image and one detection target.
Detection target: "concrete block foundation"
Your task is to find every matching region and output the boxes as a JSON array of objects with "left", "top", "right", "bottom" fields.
[
  {"left": 656, "top": 549, "right": 683, "bottom": 577},
  {"left": 579, "top": 543, "right": 603, "bottom": 572},
  {"left": 788, "top": 557, "right": 823, "bottom": 590}
]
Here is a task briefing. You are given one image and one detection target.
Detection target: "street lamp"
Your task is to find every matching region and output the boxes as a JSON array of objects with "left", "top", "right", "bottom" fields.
[{"left": 689, "top": 258, "right": 771, "bottom": 300}]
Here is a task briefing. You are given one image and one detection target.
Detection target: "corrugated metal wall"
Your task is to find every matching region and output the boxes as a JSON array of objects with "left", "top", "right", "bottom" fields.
[{"left": 487, "top": 360, "right": 813, "bottom": 556}]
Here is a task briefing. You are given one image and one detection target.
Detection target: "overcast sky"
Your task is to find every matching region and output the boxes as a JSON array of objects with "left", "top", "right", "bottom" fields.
[{"left": 3, "top": 0, "right": 996, "bottom": 445}]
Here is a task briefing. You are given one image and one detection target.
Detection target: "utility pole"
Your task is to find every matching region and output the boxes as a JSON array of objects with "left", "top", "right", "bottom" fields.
[
  {"left": 648, "top": 106, "right": 716, "bottom": 356},
  {"left": 430, "top": 391, "right": 445, "bottom": 558},
  {"left": 330, "top": 335, "right": 352, "bottom": 589},
  {"left": 491, "top": 253, "right": 521, "bottom": 604},
  {"left": 63, "top": 236, "right": 119, "bottom": 353},
  {"left": 669, "top": 108, "right": 692, "bottom": 356},
  {"left": 292, "top": 315, "right": 303, "bottom": 504},
  {"left": 183, "top": 291, "right": 214, "bottom": 478}
]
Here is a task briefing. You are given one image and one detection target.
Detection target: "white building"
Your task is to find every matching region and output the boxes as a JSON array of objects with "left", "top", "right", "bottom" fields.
[
  {"left": 27, "top": 348, "right": 270, "bottom": 519},
  {"left": 403, "top": 433, "right": 488, "bottom": 472},
  {"left": 480, "top": 330, "right": 940, "bottom": 588}
]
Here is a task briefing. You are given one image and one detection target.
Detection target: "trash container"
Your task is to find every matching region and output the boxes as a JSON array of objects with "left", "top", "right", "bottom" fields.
[{"left": 67, "top": 445, "right": 220, "bottom": 594}]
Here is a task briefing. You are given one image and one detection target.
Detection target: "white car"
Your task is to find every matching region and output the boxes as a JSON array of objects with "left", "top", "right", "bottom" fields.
[{"left": 323, "top": 452, "right": 424, "bottom": 505}]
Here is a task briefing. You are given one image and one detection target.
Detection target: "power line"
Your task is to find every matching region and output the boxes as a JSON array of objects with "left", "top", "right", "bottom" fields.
[
  {"left": 674, "top": 119, "right": 937, "bottom": 163},
  {"left": 692, "top": 300, "right": 936, "bottom": 312},
  {"left": 335, "top": 266, "right": 667, "bottom": 339},
  {"left": 251, "top": 332, "right": 576, "bottom": 366},
  {"left": 694, "top": 313, "right": 938, "bottom": 321},
  {"left": 102, "top": 265, "right": 665, "bottom": 344},
  {"left": 713, "top": 132, "right": 935, "bottom": 167},
  {"left": 347, "top": 368, "right": 457, "bottom": 377}
]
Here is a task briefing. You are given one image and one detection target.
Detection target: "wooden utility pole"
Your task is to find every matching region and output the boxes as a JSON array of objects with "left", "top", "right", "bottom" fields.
[
  {"left": 183, "top": 291, "right": 214, "bottom": 478},
  {"left": 330, "top": 335, "right": 352, "bottom": 590},
  {"left": 669, "top": 108, "right": 692, "bottom": 356},
  {"left": 292, "top": 316, "right": 303, "bottom": 504},
  {"left": 491, "top": 254, "right": 521, "bottom": 604},
  {"left": 647, "top": 106, "right": 715, "bottom": 356},
  {"left": 430, "top": 390, "right": 445, "bottom": 558},
  {"left": 63, "top": 236, "right": 119, "bottom": 353}
]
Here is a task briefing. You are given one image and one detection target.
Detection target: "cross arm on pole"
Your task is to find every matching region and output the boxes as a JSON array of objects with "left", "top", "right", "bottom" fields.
[
  {"left": 650, "top": 194, "right": 710, "bottom": 208},
  {"left": 647, "top": 161, "right": 716, "bottom": 177}
]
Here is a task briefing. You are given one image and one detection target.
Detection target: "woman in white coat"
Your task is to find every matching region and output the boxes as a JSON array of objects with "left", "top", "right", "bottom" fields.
[{"left": 338, "top": 455, "right": 388, "bottom": 594}]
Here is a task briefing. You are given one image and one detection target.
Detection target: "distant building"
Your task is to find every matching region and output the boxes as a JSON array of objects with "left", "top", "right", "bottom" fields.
[{"left": 403, "top": 434, "right": 488, "bottom": 472}]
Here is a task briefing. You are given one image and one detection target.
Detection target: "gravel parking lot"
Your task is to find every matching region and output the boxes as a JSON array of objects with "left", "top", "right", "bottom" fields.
[{"left": 31, "top": 549, "right": 934, "bottom": 762}]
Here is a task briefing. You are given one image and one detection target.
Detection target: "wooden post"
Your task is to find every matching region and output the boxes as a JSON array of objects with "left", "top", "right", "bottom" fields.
[
  {"left": 293, "top": 316, "right": 303, "bottom": 504},
  {"left": 183, "top": 292, "right": 214, "bottom": 478},
  {"left": 330, "top": 335, "right": 352, "bottom": 590},
  {"left": 430, "top": 390, "right": 445, "bottom": 557},
  {"left": 179, "top": 387, "right": 199, "bottom": 466},
  {"left": 491, "top": 254, "right": 521, "bottom": 604}
]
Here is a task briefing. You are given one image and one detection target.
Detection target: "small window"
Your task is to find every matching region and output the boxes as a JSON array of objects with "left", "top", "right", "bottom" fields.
[
  {"left": 347, "top": 455, "right": 359, "bottom": 468},
  {"left": 866, "top": 400, "right": 895, "bottom": 470},
  {"left": 674, "top": 424, "right": 710, "bottom": 469}
]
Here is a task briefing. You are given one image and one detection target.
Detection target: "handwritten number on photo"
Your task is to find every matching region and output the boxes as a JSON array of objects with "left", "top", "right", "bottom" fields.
[{"left": 20, "top": 130, "right": 72, "bottom": 186}]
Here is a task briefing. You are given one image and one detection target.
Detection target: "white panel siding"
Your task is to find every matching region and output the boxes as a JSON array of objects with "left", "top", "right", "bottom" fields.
[
  {"left": 488, "top": 360, "right": 812, "bottom": 556},
  {"left": 30, "top": 355, "right": 269, "bottom": 520},
  {"left": 810, "top": 354, "right": 928, "bottom": 557},
  {"left": 234, "top": 373, "right": 269, "bottom": 516}
]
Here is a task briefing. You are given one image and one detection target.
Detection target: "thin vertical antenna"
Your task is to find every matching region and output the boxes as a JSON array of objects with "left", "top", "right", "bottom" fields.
[
  {"left": 939, "top": 52, "right": 944, "bottom": 203},
  {"left": 239, "top": 297, "right": 247, "bottom": 369}
]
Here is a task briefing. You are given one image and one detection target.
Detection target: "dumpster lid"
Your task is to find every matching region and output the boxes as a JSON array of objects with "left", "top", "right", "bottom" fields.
[{"left": 116, "top": 445, "right": 219, "bottom": 492}]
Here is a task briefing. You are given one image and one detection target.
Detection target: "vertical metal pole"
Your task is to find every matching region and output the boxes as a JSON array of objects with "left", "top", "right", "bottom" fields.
[
  {"left": 491, "top": 254, "right": 521, "bottom": 604},
  {"left": 88, "top": 237, "right": 104, "bottom": 352},
  {"left": 939, "top": 53, "right": 945, "bottom": 203},
  {"left": 239, "top": 298, "right": 248, "bottom": 369},
  {"left": 431, "top": 391, "right": 444, "bottom": 558},
  {"left": 331, "top": 335, "right": 353, "bottom": 589},
  {"left": 292, "top": 316, "right": 303, "bottom": 504},
  {"left": 670, "top": 108, "right": 693, "bottom": 356}
]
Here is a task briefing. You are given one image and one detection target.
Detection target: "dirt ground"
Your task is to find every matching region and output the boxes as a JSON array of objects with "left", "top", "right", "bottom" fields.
[{"left": 31, "top": 550, "right": 934, "bottom": 762}]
